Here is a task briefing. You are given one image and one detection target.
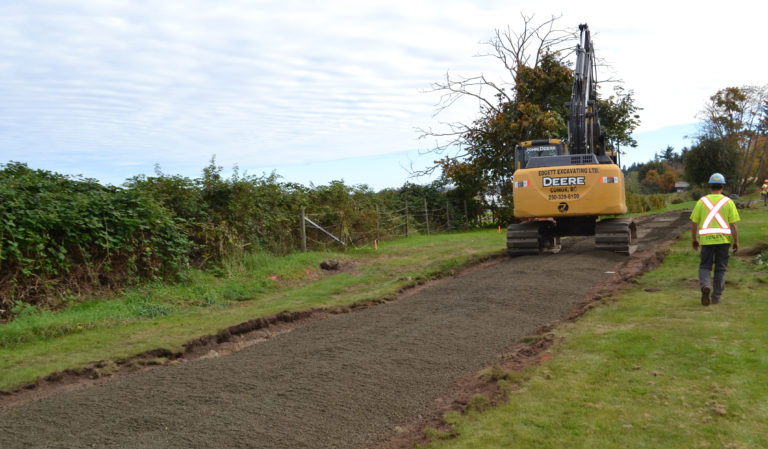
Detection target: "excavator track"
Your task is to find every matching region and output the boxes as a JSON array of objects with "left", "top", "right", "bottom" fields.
[
  {"left": 594, "top": 218, "right": 637, "bottom": 255},
  {"left": 507, "top": 221, "right": 561, "bottom": 256}
]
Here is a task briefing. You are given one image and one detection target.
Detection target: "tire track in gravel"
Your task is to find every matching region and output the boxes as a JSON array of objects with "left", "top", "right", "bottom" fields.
[{"left": 0, "top": 211, "right": 690, "bottom": 449}]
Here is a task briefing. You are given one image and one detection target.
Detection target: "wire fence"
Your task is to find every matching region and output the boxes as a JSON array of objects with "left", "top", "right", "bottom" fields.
[{"left": 299, "top": 198, "right": 492, "bottom": 251}]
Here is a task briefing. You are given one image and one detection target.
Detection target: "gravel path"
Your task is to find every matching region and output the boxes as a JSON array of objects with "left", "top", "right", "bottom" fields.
[{"left": 0, "top": 211, "right": 690, "bottom": 449}]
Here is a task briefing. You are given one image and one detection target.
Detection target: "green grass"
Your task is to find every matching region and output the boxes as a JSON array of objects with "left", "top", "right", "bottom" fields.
[
  {"left": 422, "top": 206, "right": 768, "bottom": 449},
  {"left": 0, "top": 229, "right": 505, "bottom": 390}
]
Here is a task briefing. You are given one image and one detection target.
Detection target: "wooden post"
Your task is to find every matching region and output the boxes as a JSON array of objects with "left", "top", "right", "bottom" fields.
[
  {"left": 445, "top": 201, "right": 451, "bottom": 230},
  {"left": 405, "top": 200, "right": 409, "bottom": 237},
  {"left": 375, "top": 205, "right": 380, "bottom": 242},
  {"left": 463, "top": 199, "right": 469, "bottom": 229},
  {"left": 300, "top": 207, "right": 307, "bottom": 252},
  {"left": 424, "top": 197, "right": 430, "bottom": 236}
]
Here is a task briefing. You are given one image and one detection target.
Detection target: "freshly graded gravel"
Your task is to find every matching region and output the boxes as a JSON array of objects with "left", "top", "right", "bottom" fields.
[{"left": 0, "top": 211, "right": 690, "bottom": 449}]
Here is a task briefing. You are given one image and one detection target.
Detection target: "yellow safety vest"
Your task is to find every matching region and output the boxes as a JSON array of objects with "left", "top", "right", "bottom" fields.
[{"left": 690, "top": 194, "right": 740, "bottom": 245}]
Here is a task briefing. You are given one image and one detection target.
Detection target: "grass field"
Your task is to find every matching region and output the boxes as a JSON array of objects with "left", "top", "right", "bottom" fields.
[
  {"left": 0, "top": 229, "right": 506, "bottom": 390},
  {"left": 422, "top": 205, "right": 768, "bottom": 449}
]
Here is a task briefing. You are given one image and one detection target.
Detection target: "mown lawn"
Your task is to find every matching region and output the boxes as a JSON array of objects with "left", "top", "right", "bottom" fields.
[
  {"left": 0, "top": 229, "right": 506, "bottom": 390},
  {"left": 423, "top": 206, "right": 768, "bottom": 449}
]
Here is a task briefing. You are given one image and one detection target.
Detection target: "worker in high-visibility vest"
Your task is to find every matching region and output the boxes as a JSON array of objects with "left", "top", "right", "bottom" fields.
[{"left": 690, "top": 173, "right": 740, "bottom": 306}]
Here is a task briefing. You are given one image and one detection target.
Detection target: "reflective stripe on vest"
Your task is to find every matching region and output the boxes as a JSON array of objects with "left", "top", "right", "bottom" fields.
[{"left": 698, "top": 196, "right": 732, "bottom": 235}]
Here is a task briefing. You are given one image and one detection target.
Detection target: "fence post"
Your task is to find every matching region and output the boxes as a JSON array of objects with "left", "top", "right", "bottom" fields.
[
  {"left": 405, "top": 200, "right": 409, "bottom": 237},
  {"left": 424, "top": 197, "right": 430, "bottom": 236},
  {"left": 375, "top": 205, "right": 380, "bottom": 242},
  {"left": 463, "top": 199, "right": 469, "bottom": 230},
  {"left": 300, "top": 207, "right": 307, "bottom": 252},
  {"left": 445, "top": 200, "right": 451, "bottom": 230}
]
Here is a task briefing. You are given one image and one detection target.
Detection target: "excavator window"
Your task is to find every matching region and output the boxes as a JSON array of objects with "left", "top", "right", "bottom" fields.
[{"left": 514, "top": 142, "right": 566, "bottom": 170}]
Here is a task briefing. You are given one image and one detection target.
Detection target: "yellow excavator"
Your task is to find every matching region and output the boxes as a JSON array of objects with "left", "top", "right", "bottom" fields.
[{"left": 508, "top": 24, "right": 637, "bottom": 256}]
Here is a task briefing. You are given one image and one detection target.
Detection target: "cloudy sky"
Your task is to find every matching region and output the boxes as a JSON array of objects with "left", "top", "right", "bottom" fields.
[{"left": 1, "top": 0, "right": 766, "bottom": 188}]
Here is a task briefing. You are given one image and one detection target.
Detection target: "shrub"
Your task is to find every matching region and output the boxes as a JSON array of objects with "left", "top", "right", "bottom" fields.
[
  {"left": 689, "top": 187, "right": 707, "bottom": 201},
  {"left": 0, "top": 162, "right": 190, "bottom": 315},
  {"left": 670, "top": 193, "right": 686, "bottom": 204},
  {"left": 625, "top": 192, "right": 666, "bottom": 213},
  {"left": 647, "top": 194, "right": 666, "bottom": 210}
]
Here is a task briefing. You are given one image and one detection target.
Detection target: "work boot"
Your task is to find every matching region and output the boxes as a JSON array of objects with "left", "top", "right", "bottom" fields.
[
  {"left": 701, "top": 286, "right": 711, "bottom": 306},
  {"left": 711, "top": 295, "right": 721, "bottom": 305}
]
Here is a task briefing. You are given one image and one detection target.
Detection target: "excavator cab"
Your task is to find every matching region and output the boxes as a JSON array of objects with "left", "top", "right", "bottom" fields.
[{"left": 514, "top": 139, "right": 567, "bottom": 171}]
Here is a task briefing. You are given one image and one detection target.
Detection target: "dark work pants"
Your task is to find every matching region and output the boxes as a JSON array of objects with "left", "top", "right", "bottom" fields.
[{"left": 699, "top": 244, "right": 731, "bottom": 300}]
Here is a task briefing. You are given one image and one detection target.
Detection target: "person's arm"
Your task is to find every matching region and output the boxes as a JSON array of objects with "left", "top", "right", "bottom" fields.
[
  {"left": 691, "top": 222, "right": 700, "bottom": 251},
  {"left": 731, "top": 223, "right": 739, "bottom": 254}
]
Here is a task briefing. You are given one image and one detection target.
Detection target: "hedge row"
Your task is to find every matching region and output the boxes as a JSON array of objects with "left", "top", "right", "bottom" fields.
[
  {"left": 0, "top": 163, "right": 190, "bottom": 313},
  {"left": 1, "top": 160, "right": 670, "bottom": 317},
  {"left": 0, "top": 161, "right": 473, "bottom": 316}
]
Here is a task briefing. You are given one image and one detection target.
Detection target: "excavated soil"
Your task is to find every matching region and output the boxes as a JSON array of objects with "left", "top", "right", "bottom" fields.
[{"left": 0, "top": 211, "right": 690, "bottom": 449}]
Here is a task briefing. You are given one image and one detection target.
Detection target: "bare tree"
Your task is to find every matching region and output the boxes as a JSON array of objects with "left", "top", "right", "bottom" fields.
[{"left": 416, "top": 14, "right": 577, "bottom": 170}]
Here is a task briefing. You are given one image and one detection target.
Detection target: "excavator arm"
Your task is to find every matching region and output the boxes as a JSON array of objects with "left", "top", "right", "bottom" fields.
[{"left": 568, "top": 24, "right": 603, "bottom": 157}]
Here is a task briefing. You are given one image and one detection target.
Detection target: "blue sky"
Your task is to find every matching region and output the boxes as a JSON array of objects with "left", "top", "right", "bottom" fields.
[{"left": 1, "top": 1, "right": 766, "bottom": 189}]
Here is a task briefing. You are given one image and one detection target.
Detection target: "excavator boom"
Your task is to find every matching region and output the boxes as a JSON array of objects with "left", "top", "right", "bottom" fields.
[{"left": 568, "top": 23, "right": 600, "bottom": 156}]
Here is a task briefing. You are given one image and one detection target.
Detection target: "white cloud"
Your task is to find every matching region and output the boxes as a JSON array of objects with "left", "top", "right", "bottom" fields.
[{"left": 1, "top": 0, "right": 767, "bottom": 185}]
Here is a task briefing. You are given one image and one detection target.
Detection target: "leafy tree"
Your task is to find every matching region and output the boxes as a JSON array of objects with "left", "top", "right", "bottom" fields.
[
  {"left": 641, "top": 169, "right": 661, "bottom": 193},
  {"left": 743, "top": 99, "right": 768, "bottom": 187},
  {"left": 683, "top": 135, "right": 740, "bottom": 187},
  {"left": 658, "top": 171, "right": 677, "bottom": 193},
  {"left": 598, "top": 85, "right": 642, "bottom": 155},
  {"left": 655, "top": 145, "right": 683, "bottom": 168},
  {"left": 699, "top": 87, "right": 748, "bottom": 138},
  {"left": 434, "top": 49, "right": 572, "bottom": 222},
  {"left": 753, "top": 134, "right": 768, "bottom": 186},
  {"left": 697, "top": 85, "right": 768, "bottom": 194},
  {"left": 627, "top": 157, "right": 680, "bottom": 193},
  {"left": 637, "top": 160, "right": 666, "bottom": 183}
]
